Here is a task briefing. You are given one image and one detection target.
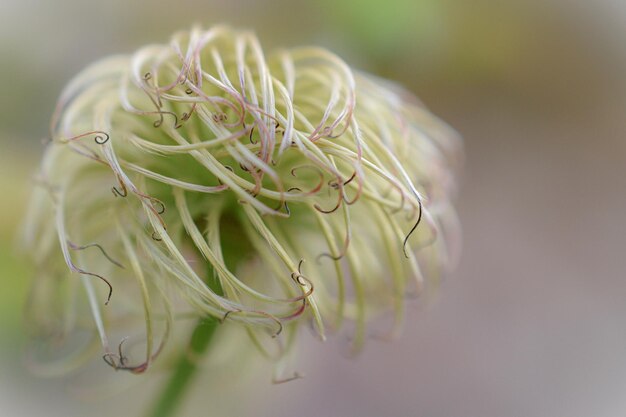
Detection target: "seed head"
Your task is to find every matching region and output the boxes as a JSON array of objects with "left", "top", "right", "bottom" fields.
[{"left": 22, "top": 26, "right": 461, "bottom": 374}]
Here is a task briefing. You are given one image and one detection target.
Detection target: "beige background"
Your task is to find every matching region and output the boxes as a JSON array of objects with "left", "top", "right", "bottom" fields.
[{"left": 2, "top": 1, "right": 626, "bottom": 416}]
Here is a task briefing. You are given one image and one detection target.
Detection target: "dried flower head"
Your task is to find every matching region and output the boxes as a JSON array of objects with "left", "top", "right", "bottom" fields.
[{"left": 22, "top": 26, "right": 461, "bottom": 375}]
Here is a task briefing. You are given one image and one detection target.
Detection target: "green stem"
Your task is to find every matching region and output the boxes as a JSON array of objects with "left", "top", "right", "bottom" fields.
[
  {"left": 146, "top": 276, "right": 223, "bottom": 417},
  {"left": 146, "top": 318, "right": 218, "bottom": 417}
]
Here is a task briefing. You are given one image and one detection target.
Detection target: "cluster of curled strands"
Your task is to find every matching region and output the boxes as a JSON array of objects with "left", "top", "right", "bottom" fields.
[{"left": 21, "top": 26, "right": 461, "bottom": 376}]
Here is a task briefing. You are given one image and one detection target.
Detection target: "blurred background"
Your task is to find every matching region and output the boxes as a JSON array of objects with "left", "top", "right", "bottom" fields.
[{"left": 2, "top": 0, "right": 626, "bottom": 416}]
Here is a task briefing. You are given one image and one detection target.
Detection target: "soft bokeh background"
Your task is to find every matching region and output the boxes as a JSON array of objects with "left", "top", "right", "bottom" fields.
[{"left": 2, "top": 1, "right": 626, "bottom": 416}]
